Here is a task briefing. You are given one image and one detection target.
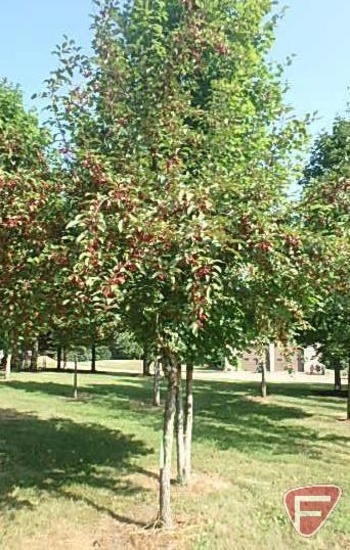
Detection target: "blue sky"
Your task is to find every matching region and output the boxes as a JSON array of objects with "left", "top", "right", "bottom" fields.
[{"left": 0, "top": 0, "right": 349, "bottom": 138}]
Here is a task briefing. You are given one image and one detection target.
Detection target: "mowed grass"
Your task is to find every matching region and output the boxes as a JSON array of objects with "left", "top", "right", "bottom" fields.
[{"left": 0, "top": 370, "right": 350, "bottom": 549}]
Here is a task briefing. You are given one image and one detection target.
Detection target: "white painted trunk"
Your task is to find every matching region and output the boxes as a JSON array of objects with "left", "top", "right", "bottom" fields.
[
  {"left": 153, "top": 360, "right": 161, "bottom": 406},
  {"left": 261, "top": 361, "right": 267, "bottom": 398},
  {"left": 5, "top": 354, "right": 11, "bottom": 381},
  {"left": 159, "top": 363, "right": 177, "bottom": 528},
  {"left": 175, "top": 363, "right": 185, "bottom": 484},
  {"left": 347, "top": 364, "right": 350, "bottom": 421},
  {"left": 73, "top": 357, "right": 78, "bottom": 399},
  {"left": 184, "top": 363, "right": 194, "bottom": 483}
]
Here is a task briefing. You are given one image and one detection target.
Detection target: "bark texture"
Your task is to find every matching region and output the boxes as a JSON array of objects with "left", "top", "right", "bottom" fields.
[
  {"left": 159, "top": 353, "right": 177, "bottom": 528},
  {"left": 0, "top": 353, "right": 8, "bottom": 371},
  {"left": 91, "top": 342, "right": 96, "bottom": 373},
  {"left": 334, "top": 358, "right": 342, "bottom": 392},
  {"left": 143, "top": 345, "right": 151, "bottom": 376},
  {"left": 57, "top": 346, "right": 62, "bottom": 370}
]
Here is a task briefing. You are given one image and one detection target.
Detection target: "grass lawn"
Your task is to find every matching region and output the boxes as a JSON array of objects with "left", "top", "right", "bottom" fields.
[{"left": 0, "top": 370, "right": 349, "bottom": 549}]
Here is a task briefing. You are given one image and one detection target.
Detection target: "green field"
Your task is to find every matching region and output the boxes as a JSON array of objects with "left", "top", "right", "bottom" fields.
[{"left": 0, "top": 370, "right": 349, "bottom": 549}]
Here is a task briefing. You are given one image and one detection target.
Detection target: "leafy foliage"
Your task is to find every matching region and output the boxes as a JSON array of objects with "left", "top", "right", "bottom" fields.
[
  {"left": 299, "top": 116, "right": 350, "bottom": 365},
  {"left": 110, "top": 330, "right": 143, "bottom": 359},
  {"left": 0, "top": 81, "right": 60, "bottom": 349},
  {"left": 0, "top": 80, "right": 49, "bottom": 172},
  {"left": 45, "top": 0, "right": 316, "bottom": 364}
]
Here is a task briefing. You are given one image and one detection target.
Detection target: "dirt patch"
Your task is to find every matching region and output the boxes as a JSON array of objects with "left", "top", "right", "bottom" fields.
[
  {"left": 3, "top": 514, "right": 193, "bottom": 550},
  {"left": 2, "top": 516, "right": 128, "bottom": 550},
  {"left": 79, "top": 513, "right": 194, "bottom": 550},
  {"left": 179, "top": 471, "right": 231, "bottom": 496},
  {"left": 127, "top": 468, "right": 231, "bottom": 497},
  {"left": 244, "top": 395, "right": 272, "bottom": 404}
]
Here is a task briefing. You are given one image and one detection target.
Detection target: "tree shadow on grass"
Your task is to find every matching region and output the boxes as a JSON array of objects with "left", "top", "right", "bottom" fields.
[
  {"left": 6, "top": 377, "right": 350, "bottom": 461},
  {"left": 259, "top": 380, "right": 344, "bottom": 401},
  {"left": 191, "top": 380, "right": 350, "bottom": 459},
  {"left": 6, "top": 378, "right": 152, "bottom": 400},
  {"left": 0, "top": 408, "right": 152, "bottom": 525},
  {"left": 43, "top": 367, "right": 143, "bottom": 378},
  {"left": 8, "top": 376, "right": 343, "bottom": 410},
  {"left": 262, "top": 381, "right": 349, "bottom": 413},
  {"left": 194, "top": 379, "right": 346, "bottom": 409}
]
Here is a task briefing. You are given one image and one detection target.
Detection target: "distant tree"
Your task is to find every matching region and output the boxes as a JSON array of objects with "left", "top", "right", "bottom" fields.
[
  {"left": 0, "top": 80, "right": 49, "bottom": 172},
  {"left": 110, "top": 330, "right": 143, "bottom": 360},
  {"left": 302, "top": 117, "right": 350, "bottom": 185},
  {"left": 0, "top": 81, "right": 58, "bottom": 371},
  {"left": 300, "top": 115, "right": 350, "bottom": 404}
]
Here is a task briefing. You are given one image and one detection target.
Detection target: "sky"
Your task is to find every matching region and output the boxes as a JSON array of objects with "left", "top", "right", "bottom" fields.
[{"left": 0, "top": 0, "right": 350, "bottom": 139}]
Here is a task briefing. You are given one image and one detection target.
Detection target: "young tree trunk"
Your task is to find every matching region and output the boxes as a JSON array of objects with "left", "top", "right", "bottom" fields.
[
  {"left": 23, "top": 350, "right": 30, "bottom": 370},
  {"left": 334, "top": 358, "right": 342, "bottom": 392},
  {"left": 1, "top": 353, "right": 8, "bottom": 371},
  {"left": 30, "top": 340, "right": 39, "bottom": 372},
  {"left": 143, "top": 345, "right": 151, "bottom": 376},
  {"left": 347, "top": 362, "right": 350, "bottom": 421},
  {"left": 91, "top": 342, "right": 96, "bottom": 373},
  {"left": 10, "top": 347, "right": 20, "bottom": 371},
  {"left": 184, "top": 362, "right": 194, "bottom": 483},
  {"left": 57, "top": 346, "right": 62, "bottom": 370},
  {"left": 17, "top": 351, "right": 24, "bottom": 372},
  {"left": 159, "top": 355, "right": 177, "bottom": 529},
  {"left": 63, "top": 348, "right": 67, "bottom": 369},
  {"left": 153, "top": 359, "right": 161, "bottom": 406},
  {"left": 175, "top": 362, "right": 185, "bottom": 484},
  {"left": 73, "top": 356, "right": 78, "bottom": 399},
  {"left": 260, "top": 361, "right": 267, "bottom": 398},
  {"left": 5, "top": 354, "right": 11, "bottom": 381}
]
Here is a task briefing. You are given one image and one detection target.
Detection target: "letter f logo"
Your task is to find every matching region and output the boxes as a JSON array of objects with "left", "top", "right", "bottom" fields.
[{"left": 284, "top": 485, "right": 342, "bottom": 537}]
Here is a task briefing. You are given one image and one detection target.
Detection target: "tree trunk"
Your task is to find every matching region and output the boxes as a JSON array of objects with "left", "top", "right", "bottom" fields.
[
  {"left": 23, "top": 350, "right": 30, "bottom": 370},
  {"left": 153, "top": 359, "right": 161, "bottom": 406},
  {"left": 73, "top": 356, "right": 78, "bottom": 399},
  {"left": 347, "top": 362, "right": 350, "bottom": 421},
  {"left": 10, "top": 347, "right": 20, "bottom": 371},
  {"left": 175, "top": 362, "right": 185, "bottom": 484},
  {"left": 63, "top": 348, "right": 67, "bottom": 369},
  {"left": 260, "top": 361, "right": 267, "bottom": 398},
  {"left": 1, "top": 353, "right": 8, "bottom": 371},
  {"left": 18, "top": 352, "right": 25, "bottom": 371},
  {"left": 5, "top": 354, "right": 11, "bottom": 381},
  {"left": 143, "top": 345, "right": 151, "bottom": 376},
  {"left": 30, "top": 340, "right": 39, "bottom": 372},
  {"left": 334, "top": 358, "right": 342, "bottom": 392},
  {"left": 91, "top": 342, "right": 96, "bottom": 373},
  {"left": 57, "top": 346, "right": 62, "bottom": 370},
  {"left": 159, "top": 356, "right": 177, "bottom": 528},
  {"left": 184, "top": 362, "right": 194, "bottom": 483}
]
